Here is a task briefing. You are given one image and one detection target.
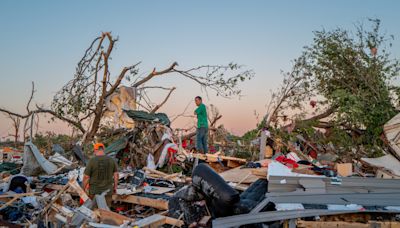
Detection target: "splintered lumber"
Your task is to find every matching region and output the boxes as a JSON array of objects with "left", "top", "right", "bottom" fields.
[
  {"left": 135, "top": 214, "right": 166, "bottom": 227},
  {"left": 193, "top": 153, "right": 247, "bottom": 164},
  {"left": 134, "top": 214, "right": 183, "bottom": 228},
  {"left": 164, "top": 173, "right": 180, "bottom": 180},
  {"left": 112, "top": 194, "right": 168, "bottom": 210},
  {"left": 143, "top": 167, "right": 168, "bottom": 177},
  {"left": 143, "top": 167, "right": 184, "bottom": 182},
  {"left": 227, "top": 160, "right": 242, "bottom": 168},
  {"left": 251, "top": 167, "right": 268, "bottom": 177},
  {"left": 0, "top": 192, "right": 38, "bottom": 210},
  {"left": 69, "top": 178, "right": 89, "bottom": 202},
  {"left": 42, "top": 183, "right": 70, "bottom": 215},
  {"left": 96, "top": 208, "right": 134, "bottom": 225},
  {"left": 220, "top": 166, "right": 265, "bottom": 184},
  {"left": 165, "top": 216, "right": 184, "bottom": 227}
]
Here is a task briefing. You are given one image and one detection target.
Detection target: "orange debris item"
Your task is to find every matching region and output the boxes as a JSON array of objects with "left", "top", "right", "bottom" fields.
[{"left": 93, "top": 143, "right": 105, "bottom": 151}]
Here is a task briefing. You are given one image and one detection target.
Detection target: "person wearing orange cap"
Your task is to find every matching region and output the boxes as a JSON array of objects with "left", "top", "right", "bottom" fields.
[{"left": 83, "top": 143, "right": 118, "bottom": 207}]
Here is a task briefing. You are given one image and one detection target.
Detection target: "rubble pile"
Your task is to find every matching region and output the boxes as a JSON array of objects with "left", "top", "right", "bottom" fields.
[{"left": 1, "top": 111, "right": 400, "bottom": 227}]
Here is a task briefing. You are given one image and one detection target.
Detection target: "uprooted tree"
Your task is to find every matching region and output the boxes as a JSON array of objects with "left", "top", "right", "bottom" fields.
[
  {"left": 1, "top": 32, "right": 253, "bottom": 144},
  {"left": 264, "top": 19, "right": 400, "bottom": 158}
]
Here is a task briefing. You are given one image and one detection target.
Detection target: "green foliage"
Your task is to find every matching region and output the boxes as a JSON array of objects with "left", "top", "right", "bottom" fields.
[
  {"left": 262, "top": 19, "right": 400, "bottom": 158},
  {"left": 292, "top": 19, "right": 400, "bottom": 155},
  {"left": 33, "top": 132, "right": 77, "bottom": 152}
]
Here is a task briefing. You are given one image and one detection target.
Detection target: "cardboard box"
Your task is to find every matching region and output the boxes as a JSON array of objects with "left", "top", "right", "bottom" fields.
[{"left": 336, "top": 163, "right": 353, "bottom": 177}]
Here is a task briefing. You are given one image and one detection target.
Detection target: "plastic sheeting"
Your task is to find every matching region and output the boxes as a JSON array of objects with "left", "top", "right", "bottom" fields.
[
  {"left": 124, "top": 110, "right": 170, "bottom": 126},
  {"left": 22, "top": 141, "right": 58, "bottom": 176},
  {"left": 105, "top": 136, "right": 129, "bottom": 155},
  {"left": 361, "top": 154, "right": 400, "bottom": 176},
  {"left": 104, "top": 86, "right": 137, "bottom": 128}
]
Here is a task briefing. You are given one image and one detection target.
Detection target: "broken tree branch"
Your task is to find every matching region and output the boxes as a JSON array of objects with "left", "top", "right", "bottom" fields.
[
  {"left": 133, "top": 62, "right": 178, "bottom": 88},
  {"left": 26, "top": 81, "right": 35, "bottom": 113},
  {"left": 150, "top": 87, "right": 176, "bottom": 113}
]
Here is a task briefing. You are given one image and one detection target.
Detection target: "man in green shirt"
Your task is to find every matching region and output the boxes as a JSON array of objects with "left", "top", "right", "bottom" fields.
[
  {"left": 194, "top": 96, "right": 209, "bottom": 154},
  {"left": 83, "top": 143, "right": 118, "bottom": 207}
]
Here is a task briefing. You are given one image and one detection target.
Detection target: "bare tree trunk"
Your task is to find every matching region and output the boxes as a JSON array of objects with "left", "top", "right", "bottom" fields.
[{"left": 6, "top": 115, "right": 20, "bottom": 148}]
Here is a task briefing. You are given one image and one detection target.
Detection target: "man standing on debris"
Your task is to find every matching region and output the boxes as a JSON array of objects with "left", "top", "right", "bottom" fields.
[
  {"left": 83, "top": 143, "right": 118, "bottom": 207},
  {"left": 194, "top": 96, "right": 209, "bottom": 154}
]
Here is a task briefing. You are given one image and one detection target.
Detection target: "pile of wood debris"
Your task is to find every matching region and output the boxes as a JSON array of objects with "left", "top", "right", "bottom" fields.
[{"left": 2, "top": 112, "right": 400, "bottom": 228}]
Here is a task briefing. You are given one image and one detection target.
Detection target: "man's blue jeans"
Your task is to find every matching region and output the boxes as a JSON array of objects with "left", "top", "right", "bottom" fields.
[{"left": 196, "top": 127, "right": 208, "bottom": 153}]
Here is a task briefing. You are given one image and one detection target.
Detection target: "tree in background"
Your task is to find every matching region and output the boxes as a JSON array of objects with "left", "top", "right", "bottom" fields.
[
  {"left": 265, "top": 19, "right": 400, "bottom": 158},
  {"left": 1, "top": 32, "right": 253, "bottom": 145},
  {"left": 6, "top": 114, "right": 20, "bottom": 148}
]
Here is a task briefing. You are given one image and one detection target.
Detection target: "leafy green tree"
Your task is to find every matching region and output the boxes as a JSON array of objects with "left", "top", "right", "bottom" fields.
[{"left": 266, "top": 19, "right": 400, "bottom": 158}]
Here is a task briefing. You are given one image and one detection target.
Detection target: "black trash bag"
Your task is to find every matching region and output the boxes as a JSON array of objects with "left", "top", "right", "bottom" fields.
[
  {"left": 192, "top": 163, "right": 240, "bottom": 217},
  {"left": 240, "top": 179, "right": 268, "bottom": 201},
  {"left": 168, "top": 197, "right": 207, "bottom": 225},
  {"left": 173, "top": 185, "right": 204, "bottom": 202},
  {"left": 72, "top": 144, "right": 87, "bottom": 165},
  {"left": 8, "top": 175, "right": 29, "bottom": 193},
  {"left": 234, "top": 179, "right": 269, "bottom": 214}
]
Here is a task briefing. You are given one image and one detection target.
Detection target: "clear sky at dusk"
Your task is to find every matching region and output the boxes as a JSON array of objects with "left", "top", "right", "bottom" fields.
[{"left": 1, "top": 0, "right": 400, "bottom": 139}]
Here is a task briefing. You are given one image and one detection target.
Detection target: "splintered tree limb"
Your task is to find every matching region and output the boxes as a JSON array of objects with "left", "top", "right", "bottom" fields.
[
  {"left": 0, "top": 82, "right": 36, "bottom": 119},
  {"left": 150, "top": 87, "right": 176, "bottom": 113},
  {"left": 0, "top": 108, "right": 31, "bottom": 119},
  {"left": 106, "top": 62, "right": 141, "bottom": 98},
  {"left": 36, "top": 106, "right": 85, "bottom": 133},
  {"left": 133, "top": 62, "right": 178, "bottom": 88},
  {"left": 26, "top": 81, "right": 35, "bottom": 113},
  {"left": 282, "top": 106, "right": 336, "bottom": 131},
  {"left": 301, "top": 105, "right": 337, "bottom": 123},
  {"left": 138, "top": 86, "right": 174, "bottom": 91},
  {"left": 210, "top": 115, "right": 222, "bottom": 127}
]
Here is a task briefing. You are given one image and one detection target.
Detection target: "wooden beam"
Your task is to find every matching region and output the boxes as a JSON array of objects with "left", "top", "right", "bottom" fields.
[
  {"left": 134, "top": 214, "right": 166, "bottom": 227},
  {"left": 227, "top": 160, "right": 241, "bottom": 168},
  {"left": 42, "top": 183, "right": 70, "bottom": 216},
  {"left": 164, "top": 216, "right": 184, "bottom": 227},
  {"left": 0, "top": 192, "right": 38, "bottom": 210},
  {"left": 112, "top": 195, "right": 168, "bottom": 210},
  {"left": 251, "top": 168, "right": 268, "bottom": 178},
  {"left": 69, "top": 179, "right": 89, "bottom": 202},
  {"left": 96, "top": 208, "right": 134, "bottom": 225},
  {"left": 193, "top": 153, "right": 247, "bottom": 163}
]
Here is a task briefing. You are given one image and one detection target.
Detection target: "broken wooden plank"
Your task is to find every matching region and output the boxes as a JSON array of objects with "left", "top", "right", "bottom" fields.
[
  {"left": 227, "top": 160, "right": 241, "bottom": 168},
  {"left": 251, "top": 167, "right": 268, "bottom": 177},
  {"left": 96, "top": 208, "right": 134, "bottom": 225},
  {"left": 134, "top": 214, "right": 166, "bottom": 227},
  {"left": 165, "top": 216, "right": 184, "bottom": 227},
  {"left": 220, "top": 166, "right": 262, "bottom": 184},
  {"left": 0, "top": 192, "right": 38, "bottom": 210},
  {"left": 42, "top": 183, "right": 70, "bottom": 215},
  {"left": 143, "top": 167, "right": 168, "bottom": 177},
  {"left": 69, "top": 178, "right": 89, "bottom": 202},
  {"left": 193, "top": 153, "right": 247, "bottom": 163},
  {"left": 164, "top": 172, "right": 180, "bottom": 180},
  {"left": 112, "top": 194, "right": 168, "bottom": 210}
]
